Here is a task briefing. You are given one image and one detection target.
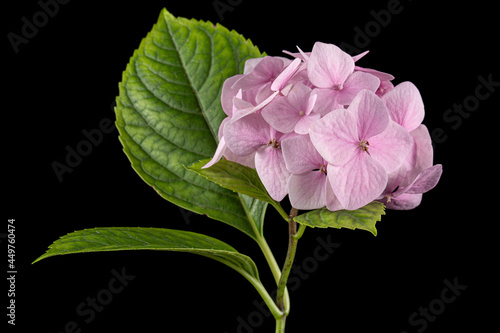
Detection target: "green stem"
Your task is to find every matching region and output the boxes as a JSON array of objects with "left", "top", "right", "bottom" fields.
[
  {"left": 276, "top": 208, "right": 298, "bottom": 313},
  {"left": 294, "top": 223, "right": 306, "bottom": 241},
  {"left": 275, "top": 207, "right": 305, "bottom": 332},
  {"left": 248, "top": 200, "right": 290, "bottom": 313},
  {"left": 258, "top": 236, "right": 283, "bottom": 284},
  {"left": 272, "top": 201, "right": 292, "bottom": 222},
  {"left": 275, "top": 314, "right": 286, "bottom": 333},
  {"left": 240, "top": 272, "right": 283, "bottom": 320},
  {"left": 239, "top": 195, "right": 294, "bottom": 329},
  {"left": 255, "top": 229, "right": 291, "bottom": 317}
]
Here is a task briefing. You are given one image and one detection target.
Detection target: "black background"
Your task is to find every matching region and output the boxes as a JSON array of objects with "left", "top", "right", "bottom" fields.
[{"left": 4, "top": 1, "right": 498, "bottom": 332}]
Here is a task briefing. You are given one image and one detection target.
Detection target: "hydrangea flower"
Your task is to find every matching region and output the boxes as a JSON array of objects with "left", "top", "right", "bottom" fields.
[
  {"left": 224, "top": 113, "right": 295, "bottom": 201},
  {"left": 377, "top": 125, "right": 443, "bottom": 210},
  {"left": 307, "top": 42, "right": 380, "bottom": 109},
  {"left": 309, "top": 89, "right": 413, "bottom": 210},
  {"left": 282, "top": 135, "right": 337, "bottom": 210},
  {"left": 261, "top": 83, "right": 320, "bottom": 134},
  {"left": 204, "top": 41, "right": 442, "bottom": 212}
]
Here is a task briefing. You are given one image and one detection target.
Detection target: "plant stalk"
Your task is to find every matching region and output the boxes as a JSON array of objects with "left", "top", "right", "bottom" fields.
[
  {"left": 275, "top": 313, "right": 287, "bottom": 333},
  {"left": 257, "top": 236, "right": 290, "bottom": 310},
  {"left": 275, "top": 207, "right": 305, "bottom": 332},
  {"left": 244, "top": 198, "right": 291, "bottom": 314}
]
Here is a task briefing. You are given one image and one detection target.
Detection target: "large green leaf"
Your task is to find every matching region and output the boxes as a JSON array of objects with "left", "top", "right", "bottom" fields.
[
  {"left": 294, "top": 202, "right": 386, "bottom": 236},
  {"left": 115, "top": 9, "right": 267, "bottom": 240},
  {"left": 34, "top": 227, "right": 283, "bottom": 318},
  {"left": 32, "top": 227, "right": 259, "bottom": 281},
  {"left": 188, "top": 159, "right": 289, "bottom": 221}
]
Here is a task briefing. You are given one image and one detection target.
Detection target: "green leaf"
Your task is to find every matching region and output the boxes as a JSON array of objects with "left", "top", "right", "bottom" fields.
[
  {"left": 294, "top": 201, "right": 386, "bottom": 236},
  {"left": 32, "top": 227, "right": 260, "bottom": 281},
  {"left": 188, "top": 159, "right": 289, "bottom": 222},
  {"left": 188, "top": 159, "right": 271, "bottom": 202},
  {"left": 115, "top": 9, "right": 267, "bottom": 240}
]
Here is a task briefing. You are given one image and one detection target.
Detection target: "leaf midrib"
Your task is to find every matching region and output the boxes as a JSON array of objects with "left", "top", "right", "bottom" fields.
[
  {"left": 162, "top": 11, "right": 219, "bottom": 144},
  {"left": 160, "top": 13, "right": 266, "bottom": 240}
]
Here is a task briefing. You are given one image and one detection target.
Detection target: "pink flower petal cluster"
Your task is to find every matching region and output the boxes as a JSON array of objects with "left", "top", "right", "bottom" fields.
[{"left": 204, "top": 42, "right": 442, "bottom": 211}]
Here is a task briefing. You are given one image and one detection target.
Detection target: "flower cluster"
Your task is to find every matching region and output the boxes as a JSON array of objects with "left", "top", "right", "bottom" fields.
[{"left": 204, "top": 42, "right": 442, "bottom": 211}]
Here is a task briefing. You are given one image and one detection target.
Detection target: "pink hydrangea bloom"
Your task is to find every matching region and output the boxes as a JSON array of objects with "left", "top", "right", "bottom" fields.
[{"left": 203, "top": 41, "right": 441, "bottom": 212}]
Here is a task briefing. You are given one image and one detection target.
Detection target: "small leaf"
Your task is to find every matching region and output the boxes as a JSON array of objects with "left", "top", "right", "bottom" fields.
[
  {"left": 33, "top": 227, "right": 260, "bottom": 281},
  {"left": 188, "top": 159, "right": 275, "bottom": 204},
  {"left": 294, "top": 201, "right": 385, "bottom": 236},
  {"left": 188, "top": 159, "right": 289, "bottom": 221}
]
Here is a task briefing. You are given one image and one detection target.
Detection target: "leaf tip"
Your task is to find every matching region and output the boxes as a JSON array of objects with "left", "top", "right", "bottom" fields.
[{"left": 32, "top": 254, "right": 48, "bottom": 264}]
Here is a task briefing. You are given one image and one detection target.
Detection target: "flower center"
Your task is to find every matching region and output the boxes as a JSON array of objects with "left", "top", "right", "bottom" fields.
[
  {"left": 313, "top": 164, "right": 327, "bottom": 174},
  {"left": 333, "top": 83, "right": 344, "bottom": 91},
  {"left": 320, "top": 164, "right": 327, "bottom": 174},
  {"left": 298, "top": 110, "right": 305, "bottom": 116},
  {"left": 267, "top": 138, "right": 280, "bottom": 149},
  {"left": 359, "top": 140, "right": 370, "bottom": 153}
]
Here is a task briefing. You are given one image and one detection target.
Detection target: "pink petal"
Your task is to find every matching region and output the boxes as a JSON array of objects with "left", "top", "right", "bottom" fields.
[
  {"left": 308, "top": 42, "right": 354, "bottom": 89},
  {"left": 230, "top": 91, "right": 280, "bottom": 123},
  {"left": 402, "top": 124, "right": 434, "bottom": 183},
  {"left": 310, "top": 88, "right": 342, "bottom": 116},
  {"left": 354, "top": 66, "right": 395, "bottom": 81},
  {"left": 282, "top": 46, "right": 311, "bottom": 62},
  {"left": 233, "top": 57, "right": 284, "bottom": 91},
  {"left": 376, "top": 80, "right": 395, "bottom": 97},
  {"left": 288, "top": 69, "right": 314, "bottom": 89},
  {"left": 218, "top": 117, "right": 228, "bottom": 140},
  {"left": 261, "top": 96, "right": 301, "bottom": 133},
  {"left": 294, "top": 113, "right": 321, "bottom": 135},
  {"left": 325, "top": 175, "right": 344, "bottom": 211},
  {"left": 296, "top": 46, "right": 310, "bottom": 62},
  {"left": 288, "top": 172, "right": 327, "bottom": 210},
  {"left": 408, "top": 124, "right": 434, "bottom": 173},
  {"left": 352, "top": 50, "right": 370, "bottom": 62},
  {"left": 224, "top": 149, "right": 256, "bottom": 169},
  {"left": 271, "top": 58, "right": 302, "bottom": 92},
  {"left": 309, "top": 108, "right": 359, "bottom": 166},
  {"left": 385, "top": 193, "right": 422, "bottom": 210},
  {"left": 253, "top": 56, "right": 285, "bottom": 78},
  {"left": 350, "top": 89, "right": 390, "bottom": 140},
  {"left": 221, "top": 75, "right": 244, "bottom": 116},
  {"left": 282, "top": 135, "right": 324, "bottom": 174},
  {"left": 202, "top": 136, "right": 228, "bottom": 169},
  {"left": 327, "top": 153, "right": 388, "bottom": 210},
  {"left": 305, "top": 93, "right": 318, "bottom": 115},
  {"left": 405, "top": 164, "right": 443, "bottom": 194},
  {"left": 381, "top": 81, "right": 424, "bottom": 132},
  {"left": 254, "top": 83, "right": 274, "bottom": 104},
  {"left": 243, "top": 58, "right": 264, "bottom": 74},
  {"left": 336, "top": 71, "right": 380, "bottom": 105},
  {"left": 224, "top": 113, "right": 270, "bottom": 156},
  {"left": 286, "top": 83, "right": 313, "bottom": 111},
  {"left": 255, "top": 147, "right": 290, "bottom": 201},
  {"left": 231, "top": 72, "right": 268, "bottom": 92},
  {"left": 368, "top": 120, "right": 413, "bottom": 173},
  {"left": 380, "top": 164, "right": 408, "bottom": 198},
  {"left": 233, "top": 96, "right": 254, "bottom": 112}
]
